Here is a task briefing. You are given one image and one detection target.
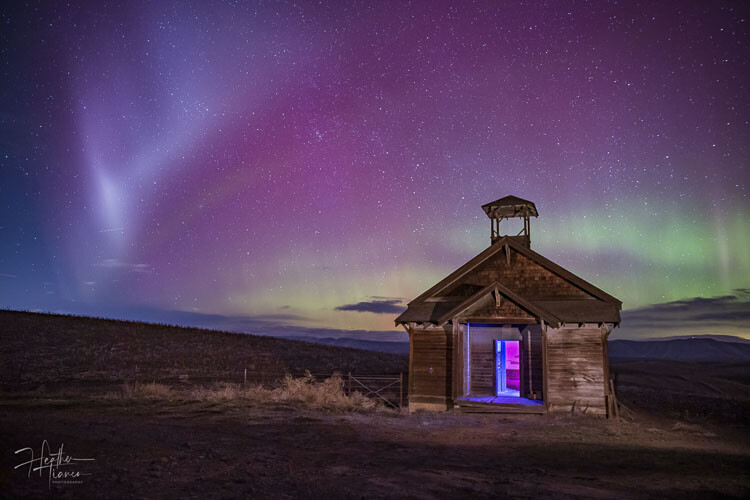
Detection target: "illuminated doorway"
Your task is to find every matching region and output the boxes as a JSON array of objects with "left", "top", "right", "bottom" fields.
[{"left": 495, "top": 340, "right": 520, "bottom": 397}]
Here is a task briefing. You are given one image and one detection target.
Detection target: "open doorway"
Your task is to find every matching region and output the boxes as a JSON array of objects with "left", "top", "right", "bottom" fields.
[{"left": 495, "top": 340, "right": 520, "bottom": 397}]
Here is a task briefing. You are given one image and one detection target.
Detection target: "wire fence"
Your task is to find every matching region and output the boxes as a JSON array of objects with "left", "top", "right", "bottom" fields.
[
  {"left": 234, "top": 371, "right": 406, "bottom": 410},
  {"left": 345, "top": 373, "right": 405, "bottom": 410},
  {"left": 1, "top": 369, "right": 408, "bottom": 410}
]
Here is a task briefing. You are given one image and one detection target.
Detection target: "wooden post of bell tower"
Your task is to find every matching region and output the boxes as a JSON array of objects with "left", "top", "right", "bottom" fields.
[{"left": 481, "top": 195, "right": 539, "bottom": 248}]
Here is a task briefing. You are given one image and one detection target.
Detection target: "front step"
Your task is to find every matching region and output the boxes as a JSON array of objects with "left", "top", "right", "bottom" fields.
[{"left": 453, "top": 401, "right": 547, "bottom": 414}]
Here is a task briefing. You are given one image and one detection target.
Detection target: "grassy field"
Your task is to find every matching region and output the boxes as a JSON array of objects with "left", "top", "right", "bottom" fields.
[{"left": 1, "top": 310, "right": 749, "bottom": 498}]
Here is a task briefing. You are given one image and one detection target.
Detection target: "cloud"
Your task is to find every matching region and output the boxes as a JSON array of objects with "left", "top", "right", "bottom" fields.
[
  {"left": 335, "top": 298, "right": 406, "bottom": 314},
  {"left": 94, "top": 259, "right": 153, "bottom": 273},
  {"left": 616, "top": 289, "right": 750, "bottom": 340}
]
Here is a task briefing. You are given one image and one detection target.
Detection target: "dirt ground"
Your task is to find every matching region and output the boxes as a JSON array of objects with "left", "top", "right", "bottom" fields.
[
  {"left": 2, "top": 312, "right": 748, "bottom": 498},
  {"left": 1, "top": 396, "right": 748, "bottom": 499}
]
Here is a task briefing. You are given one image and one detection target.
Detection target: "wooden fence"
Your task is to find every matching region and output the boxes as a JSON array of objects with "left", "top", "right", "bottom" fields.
[
  {"left": 1, "top": 369, "right": 408, "bottom": 409},
  {"left": 233, "top": 370, "right": 406, "bottom": 410},
  {"left": 345, "top": 373, "right": 404, "bottom": 410},
  {"left": 219, "top": 370, "right": 406, "bottom": 410}
]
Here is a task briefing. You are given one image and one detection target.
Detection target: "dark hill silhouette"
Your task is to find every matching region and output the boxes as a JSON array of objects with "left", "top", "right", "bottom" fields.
[
  {"left": 609, "top": 338, "right": 750, "bottom": 362},
  {"left": 289, "top": 335, "right": 750, "bottom": 362},
  {"left": 650, "top": 334, "right": 750, "bottom": 344}
]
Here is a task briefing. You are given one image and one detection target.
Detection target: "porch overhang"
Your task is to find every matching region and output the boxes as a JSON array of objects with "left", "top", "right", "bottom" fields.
[{"left": 434, "top": 281, "right": 562, "bottom": 328}]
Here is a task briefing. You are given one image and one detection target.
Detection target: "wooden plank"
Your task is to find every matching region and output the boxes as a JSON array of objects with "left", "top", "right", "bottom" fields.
[
  {"left": 409, "top": 395, "right": 451, "bottom": 404},
  {"left": 461, "top": 317, "right": 538, "bottom": 324},
  {"left": 410, "top": 328, "right": 453, "bottom": 400},
  {"left": 455, "top": 322, "right": 464, "bottom": 398},
  {"left": 453, "top": 401, "right": 546, "bottom": 414},
  {"left": 545, "top": 328, "right": 607, "bottom": 412},
  {"left": 469, "top": 338, "right": 494, "bottom": 395},
  {"left": 452, "top": 319, "right": 459, "bottom": 400},
  {"left": 602, "top": 327, "right": 611, "bottom": 397},
  {"left": 541, "top": 320, "right": 549, "bottom": 410},
  {"left": 527, "top": 328, "right": 533, "bottom": 396},
  {"left": 407, "top": 328, "right": 414, "bottom": 403}
]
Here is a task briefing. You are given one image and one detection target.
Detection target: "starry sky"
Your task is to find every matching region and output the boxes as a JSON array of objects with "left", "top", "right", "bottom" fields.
[{"left": 1, "top": 1, "right": 748, "bottom": 340}]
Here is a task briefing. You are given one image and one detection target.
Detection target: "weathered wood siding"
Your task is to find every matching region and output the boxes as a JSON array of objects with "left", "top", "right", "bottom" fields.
[
  {"left": 524, "top": 326, "right": 544, "bottom": 400},
  {"left": 469, "top": 339, "right": 494, "bottom": 395},
  {"left": 409, "top": 327, "right": 453, "bottom": 410},
  {"left": 463, "top": 294, "right": 536, "bottom": 322},
  {"left": 546, "top": 327, "right": 607, "bottom": 414},
  {"left": 442, "top": 247, "right": 589, "bottom": 300}
]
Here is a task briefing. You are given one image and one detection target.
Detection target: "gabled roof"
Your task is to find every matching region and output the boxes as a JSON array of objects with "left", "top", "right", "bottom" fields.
[
  {"left": 434, "top": 281, "right": 562, "bottom": 327},
  {"left": 396, "top": 236, "right": 622, "bottom": 326},
  {"left": 410, "top": 236, "right": 621, "bottom": 306},
  {"left": 394, "top": 300, "right": 464, "bottom": 324},
  {"left": 531, "top": 300, "right": 620, "bottom": 324},
  {"left": 481, "top": 195, "right": 538, "bottom": 217}
]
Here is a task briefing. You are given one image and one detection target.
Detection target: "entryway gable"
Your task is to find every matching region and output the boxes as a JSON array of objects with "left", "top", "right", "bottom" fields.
[{"left": 437, "top": 281, "right": 561, "bottom": 327}]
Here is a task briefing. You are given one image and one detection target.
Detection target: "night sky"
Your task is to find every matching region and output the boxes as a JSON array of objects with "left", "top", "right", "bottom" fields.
[{"left": 1, "top": 1, "right": 748, "bottom": 339}]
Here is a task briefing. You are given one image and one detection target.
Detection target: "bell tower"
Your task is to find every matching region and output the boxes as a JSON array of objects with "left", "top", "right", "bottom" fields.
[{"left": 481, "top": 195, "right": 538, "bottom": 248}]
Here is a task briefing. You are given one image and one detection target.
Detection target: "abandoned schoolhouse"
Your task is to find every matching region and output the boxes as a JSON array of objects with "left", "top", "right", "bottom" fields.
[{"left": 396, "top": 195, "right": 622, "bottom": 415}]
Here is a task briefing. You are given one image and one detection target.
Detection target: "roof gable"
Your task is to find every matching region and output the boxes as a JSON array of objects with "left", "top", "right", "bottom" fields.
[
  {"left": 410, "top": 237, "right": 621, "bottom": 306},
  {"left": 434, "top": 281, "right": 562, "bottom": 327},
  {"left": 397, "top": 237, "right": 622, "bottom": 326},
  {"left": 481, "top": 195, "right": 539, "bottom": 217}
]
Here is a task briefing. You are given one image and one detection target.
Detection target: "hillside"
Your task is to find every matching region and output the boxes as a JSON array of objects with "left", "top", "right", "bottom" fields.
[
  {"left": 609, "top": 338, "right": 750, "bottom": 362},
  {"left": 284, "top": 335, "right": 410, "bottom": 355},
  {"left": 1, "top": 310, "right": 749, "bottom": 497},
  {"left": 0, "top": 310, "right": 407, "bottom": 391},
  {"left": 286, "top": 335, "right": 750, "bottom": 362}
]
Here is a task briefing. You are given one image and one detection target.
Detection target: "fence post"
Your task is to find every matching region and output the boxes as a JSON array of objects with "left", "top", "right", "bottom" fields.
[
  {"left": 399, "top": 372, "right": 404, "bottom": 410},
  {"left": 348, "top": 372, "right": 352, "bottom": 396},
  {"left": 244, "top": 368, "right": 247, "bottom": 387}
]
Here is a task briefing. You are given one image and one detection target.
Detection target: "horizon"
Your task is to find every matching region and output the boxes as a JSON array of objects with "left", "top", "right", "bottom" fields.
[
  {"left": 4, "top": 287, "right": 749, "bottom": 342},
  {"left": 1, "top": 1, "right": 748, "bottom": 340}
]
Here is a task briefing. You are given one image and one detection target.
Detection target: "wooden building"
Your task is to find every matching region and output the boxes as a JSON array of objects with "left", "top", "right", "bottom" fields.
[{"left": 396, "top": 196, "right": 621, "bottom": 415}]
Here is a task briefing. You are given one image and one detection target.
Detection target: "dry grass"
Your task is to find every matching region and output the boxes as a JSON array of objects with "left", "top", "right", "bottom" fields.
[
  {"left": 121, "top": 381, "right": 173, "bottom": 398},
  {"left": 190, "top": 384, "right": 246, "bottom": 401},
  {"left": 118, "top": 372, "right": 387, "bottom": 412},
  {"left": 264, "top": 371, "right": 382, "bottom": 411}
]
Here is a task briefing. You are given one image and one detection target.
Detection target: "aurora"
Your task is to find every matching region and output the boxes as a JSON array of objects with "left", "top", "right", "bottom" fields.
[{"left": 1, "top": 0, "right": 747, "bottom": 339}]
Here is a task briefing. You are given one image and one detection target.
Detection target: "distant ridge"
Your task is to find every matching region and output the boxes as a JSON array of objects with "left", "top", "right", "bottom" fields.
[
  {"left": 609, "top": 338, "right": 750, "bottom": 362},
  {"left": 636, "top": 334, "right": 750, "bottom": 344},
  {"left": 294, "top": 335, "right": 750, "bottom": 362}
]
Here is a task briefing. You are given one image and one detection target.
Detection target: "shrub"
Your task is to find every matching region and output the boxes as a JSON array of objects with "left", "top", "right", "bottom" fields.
[
  {"left": 119, "top": 373, "right": 389, "bottom": 412},
  {"left": 268, "top": 371, "right": 382, "bottom": 412}
]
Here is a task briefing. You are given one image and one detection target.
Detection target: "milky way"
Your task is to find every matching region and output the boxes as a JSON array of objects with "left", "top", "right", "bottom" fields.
[{"left": 1, "top": 1, "right": 748, "bottom": 335}]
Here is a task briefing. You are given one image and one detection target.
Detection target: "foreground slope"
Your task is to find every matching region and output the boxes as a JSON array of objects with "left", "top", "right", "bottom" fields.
[
  {"left": 1, "top": 397, "right": 749, "bottom": 498},
  {"left": 0, "top": 310, "right": 407, "bottom": 390},
  {"left": 0, "top": 311, "right": 749, "bottom": 497}
]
